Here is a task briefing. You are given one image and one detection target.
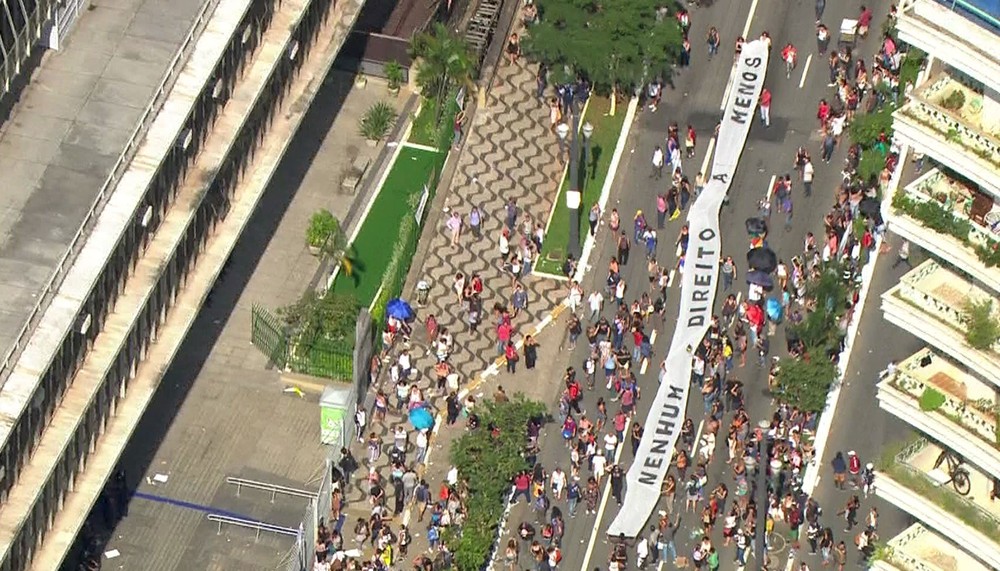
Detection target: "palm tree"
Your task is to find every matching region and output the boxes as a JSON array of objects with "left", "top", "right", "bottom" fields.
[
  {"left": 320, "top": 218, "right": 357, "bottom": 278},
  {"left": 409, "top": 23, "right": 475, "bottom": 121}
]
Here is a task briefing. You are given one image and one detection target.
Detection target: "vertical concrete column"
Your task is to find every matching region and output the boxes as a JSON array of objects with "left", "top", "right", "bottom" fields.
[{"left": 982, "top": 87, "right": 1000, "bottom": 137}]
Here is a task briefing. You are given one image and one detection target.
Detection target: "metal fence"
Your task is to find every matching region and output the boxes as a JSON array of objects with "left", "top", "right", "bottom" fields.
[
  {"left": 0, "top": 0, "right": 222, "bottom": 387},
  {"left": 250, "top": 302, "right": 354, "bottom": 380}
]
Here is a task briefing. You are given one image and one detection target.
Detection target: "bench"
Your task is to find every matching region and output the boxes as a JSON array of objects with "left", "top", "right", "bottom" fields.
[{"left": 341, "top": 155, "right": 372, "bottom": 193}]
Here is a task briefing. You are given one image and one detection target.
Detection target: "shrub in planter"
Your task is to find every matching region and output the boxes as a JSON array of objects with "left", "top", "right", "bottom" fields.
[
  {"left": 359, "top": 101, "right": 397, "bottom": 143},
  {"left": 918, "top": 387, "right": 946, "bottom": 412},
  {"left": 963, "top": 298, "right": 1000, "bottom": 351},
  {"left": 384, "top": 60, "right": 404, "bottom": 93},
  {"left": 941, "top": 89, "right": 966, "bottom": 111},
  {"left": 306, "top": 209, "right": 338, "bottom": 251}
]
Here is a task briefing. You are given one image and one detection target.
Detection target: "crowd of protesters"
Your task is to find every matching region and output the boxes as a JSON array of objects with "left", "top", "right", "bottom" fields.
[{"left": 312, "top": 2, "right": 915, "bottom": 571}]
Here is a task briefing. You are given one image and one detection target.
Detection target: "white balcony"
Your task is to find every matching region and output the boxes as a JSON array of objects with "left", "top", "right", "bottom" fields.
[
  {"left": 881, "top": 260, "right": 1000, "bottom": 384},
  {"left": 893, "top": 73, "right": 1000, "bottom": 198},
  {"left": 871, "top": 523, "right": 992, "bottom": 571},
  {"left": 896, "top": 0, "right": 1000, "bottom": 94},
  {"left": 877, "top": 348, "right": 1000, "bottom": 478},
  {"left": 888, "top": 168, "right": 1000, "bottom": 294},
  {"left": 874, "top": 439, "right": 1000, "bottom": 569}
]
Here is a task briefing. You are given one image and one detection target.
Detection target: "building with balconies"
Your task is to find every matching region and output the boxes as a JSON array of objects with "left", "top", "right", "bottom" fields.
[
  {"left": 881, "top": 260, "right": 1000, "bottom": 383},
  {"left": 870, "top": 523, "right": 992, "bottom": 571},
  {"left": 877, "top": 3, "right": 1000, "bottom": 565}
]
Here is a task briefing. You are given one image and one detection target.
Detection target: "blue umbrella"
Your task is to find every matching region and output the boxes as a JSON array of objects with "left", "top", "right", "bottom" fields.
[
  {"left": 386, "top": 298, "right": 415, "bottom": 320},
  {"left": 409, "top": 406, "right": 434, "bottom": 431},
  {"left": 765, "top": 297, "right": 784, "bottom": 322}
]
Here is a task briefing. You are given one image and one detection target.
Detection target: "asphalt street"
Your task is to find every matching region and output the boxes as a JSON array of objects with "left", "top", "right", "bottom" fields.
[{"left": 510, "top": 0, "right": 921, "bottom": 569}]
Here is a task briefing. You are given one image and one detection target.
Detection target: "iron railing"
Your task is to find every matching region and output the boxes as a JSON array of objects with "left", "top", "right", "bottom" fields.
[{"left": 0, "top": 0, "right": 222, "bottom": 388}]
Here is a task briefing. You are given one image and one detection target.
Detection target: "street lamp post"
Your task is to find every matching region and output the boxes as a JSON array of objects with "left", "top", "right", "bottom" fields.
[{"left": 566, "top": 113, "right": 588, "bottom": 261}]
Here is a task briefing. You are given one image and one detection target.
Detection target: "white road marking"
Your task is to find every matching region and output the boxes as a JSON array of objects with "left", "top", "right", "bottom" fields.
[
  {"left": 798, "top": 54, "right": 813, "bottom": 89},
  {"left": 719, "top": 67, "right": 737, "bottom": 111},
  {"left": 742, "top": 0, "right": 760, "bottom": 38},
  {"left": 640, "top": 358, "right": 649, "bottom": 375},
  {"left": 764, "top": 174, "right": 777, "bottom": 202},
  {"left": 667, "top": 269, "right": 677, "bottom": 287},
  {"left": 579, "top": 439, "right": 628, "bottom": 571},
  {"left": 699, "top": 137, "right": 717, "bottom": 178},
  {"left": 650, "top": 330, "right": 658, "bottom": 344},
  {"left": 693, "top": 419, "right": 705, "bottom": 454}
]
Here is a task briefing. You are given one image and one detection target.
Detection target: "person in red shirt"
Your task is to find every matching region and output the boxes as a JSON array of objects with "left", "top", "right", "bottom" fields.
[
  {"left": 857, "top": 5, "right": 873, "bottom": 37},
  {"left": 781, "top": 43, "right": 797, "bottom": 78},
  {"left": 759, "top": 88, "right": 772, "bottom": 128},
  {"left": 817, "top": 98, "right": 831, "bottom": 130},
  {"left": 685, "top": 125, "right": 697, "bottom": 158}
]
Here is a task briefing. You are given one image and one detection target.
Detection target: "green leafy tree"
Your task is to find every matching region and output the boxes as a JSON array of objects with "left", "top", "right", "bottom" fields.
[
  {"left": 788, "top": 265, "right": 850, "bottom": 350},
  {"left": 773, "top": 356, "right": 837, "bottom": 413},
  {"left": 525, "top": 0, "right": 684, "bottom": 94},
  {"left": 409, "top": 23, "right": 474, "bottom": 120},
  {"left": 448, "top": 398, "right": 546, "bottom": 571}
]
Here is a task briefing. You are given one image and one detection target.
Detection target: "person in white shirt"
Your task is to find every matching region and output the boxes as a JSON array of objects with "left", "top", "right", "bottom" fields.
[
  {"left": 636, "top": 536, "right": 649, "bottom": 569},
  {"left": 604, "top": 432, "right": 619, "bottom": 455},
  {"left": 592, "top": 450, "right": 608, "bottom": 484},
  {"left": 415, "top": 429, "right": 429, "bottom": 464},
  {"left": 802, "top": 158, "right": 814, "bottom": 197},
  {"left": 588, "top": 290, "right": 604, "bottom": 322},
  {"left": 567, "top": 281, "right": 584, "bottom": 313},
  {"left": 651, "top": 146, "right": 665, "bottom": 179},
  {"left": 550, "top": 467, "right": 567, "bottom": 499}
]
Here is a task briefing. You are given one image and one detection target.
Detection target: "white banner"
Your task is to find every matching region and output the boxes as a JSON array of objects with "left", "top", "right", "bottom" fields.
[{"left": 607, "top": 40, "right": 769, "bottom": 538}]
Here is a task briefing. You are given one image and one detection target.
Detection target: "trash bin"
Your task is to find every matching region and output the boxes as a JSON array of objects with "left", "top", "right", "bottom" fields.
[{"left": 416, "top": 280, "right": 430, "bottom": 306}]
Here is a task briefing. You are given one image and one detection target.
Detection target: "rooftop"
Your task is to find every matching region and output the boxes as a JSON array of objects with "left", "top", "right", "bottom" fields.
[{"left": 0, "top": 0, "right": 214, "bottom": 383}]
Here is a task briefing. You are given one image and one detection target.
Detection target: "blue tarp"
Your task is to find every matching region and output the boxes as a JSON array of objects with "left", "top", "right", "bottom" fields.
[{"left": 409, "top": 406, "right": 434, "bottom": 430}]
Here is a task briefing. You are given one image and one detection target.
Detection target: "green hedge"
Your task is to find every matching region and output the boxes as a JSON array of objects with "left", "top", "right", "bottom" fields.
[
  {"left": 448, "top": 398, "right": 547, "bottom": 571},
  {"left": 891, "top": 192, "right": 1000, "bottom": 267}
]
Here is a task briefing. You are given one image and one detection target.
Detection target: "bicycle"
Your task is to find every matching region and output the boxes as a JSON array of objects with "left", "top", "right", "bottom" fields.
[{"left": 933, "top": 450, "right": 971, "bottom": 496}]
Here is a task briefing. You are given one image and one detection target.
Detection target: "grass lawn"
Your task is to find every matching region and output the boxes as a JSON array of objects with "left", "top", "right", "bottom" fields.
[
  {"left": 537, "top": 96, "right": 628, "bottom": 275},
  {"left": 331, "top": 145, "right": 444, "bottom": 306}
]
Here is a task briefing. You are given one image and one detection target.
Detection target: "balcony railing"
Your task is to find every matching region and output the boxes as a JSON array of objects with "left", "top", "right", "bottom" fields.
[
  {"left": 894, "top": 261, "right": 1000, "bottom": 343},
  {"left": 880, "top": 439, "right": 1000, "bottom": 540},
  {"left": 895, "top": 77, "right": 1000, "bottom": 171},
  {"left": 896, "top": 168, "right": 1000, "bottom": 246},
  {"left": 886, "top": 350, "right": 999, "bottom": 446}
]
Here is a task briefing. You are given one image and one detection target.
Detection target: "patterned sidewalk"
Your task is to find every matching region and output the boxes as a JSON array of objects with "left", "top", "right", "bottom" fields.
[{"left": 339, "top": 30, "right": 577, "bottom": 553}]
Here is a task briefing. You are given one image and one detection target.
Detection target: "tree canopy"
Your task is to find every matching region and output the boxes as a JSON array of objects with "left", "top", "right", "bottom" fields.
[
  {"left": 409, "top": 23, "right": 475, "bottom": 110},
  {"left": 525, "top": 0, "right": 684, "bottom": 92}
]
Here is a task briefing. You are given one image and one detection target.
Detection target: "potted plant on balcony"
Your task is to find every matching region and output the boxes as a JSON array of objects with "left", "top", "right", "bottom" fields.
[
  {"left": 384, "top": 60, "right": 404, "bottom": 96},
  {"left": 963, "top": 298, "right": 1000, "bottom": 351},
  {"left": 306, "top": 209, "right": 338, "bottom": 256},
  {"left": 359, "top": 101, "right": 397, "bottom": 147}
]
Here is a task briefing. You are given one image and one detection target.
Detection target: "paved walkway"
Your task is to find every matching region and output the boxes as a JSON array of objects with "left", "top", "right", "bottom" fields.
[
  {"left": 0, "top": 0, "right": 213, "bottom": 371},
  {"left": 339, "top": 26, "right": 577, "bottom": 553}
]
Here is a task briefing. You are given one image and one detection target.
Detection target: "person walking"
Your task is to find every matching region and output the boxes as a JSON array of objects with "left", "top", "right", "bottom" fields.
[
  {"left": 504, "top": 341, "right": 519, "bottom": 374},
  {"left": 651, "top": 146, "right": 665, "bottom": 179},
  {"left": 721, "top": 256, "right": 736, "bottom": 291},
  {"left": 815, "top": 0, "right": 825, "bottom": 23},
  {"left": 802, "top": 157, "right": 814, "bottom": 196},
  {"left": 588, "top": 203, "right": 601, "bottom": 236},
  {"left": 821, "top": 129, "right": 836, "bottom": 163},
  {"left": 707, "top": 27, "right": 720, "bottom": 59},
  {"left": 685, "top": 125, "right": 697, "bottom": 158},
  {"left": 759, "top": 87, "right": 772, "bottom": 127},
  {"left": 892, "top": 239, "right": 912, "bottom": 269}
]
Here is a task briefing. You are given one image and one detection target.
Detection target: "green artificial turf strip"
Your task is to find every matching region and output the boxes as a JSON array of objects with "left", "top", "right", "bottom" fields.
[
  {"left": 332, "top": 146, "right": 443, "bottom": 305},
  {"left": 537, "top": 96, "right": 628, "bottom": 274}
]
